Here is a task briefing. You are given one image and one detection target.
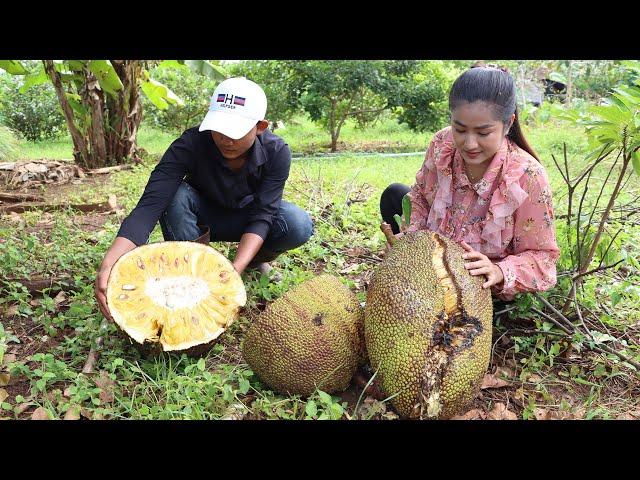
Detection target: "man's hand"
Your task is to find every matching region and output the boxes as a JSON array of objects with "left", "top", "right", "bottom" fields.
[
  {"left": 232, "top": 232, "right": 265, "bottom": 275},
  {"left": 94, "top": 236, "right": 137, "bottom": 321},
  {"left": 95, "top": 265, "right": 114, "bottom": 322},
  {"left": 460, "top": 241, "right": 504, "bottom": 289}
]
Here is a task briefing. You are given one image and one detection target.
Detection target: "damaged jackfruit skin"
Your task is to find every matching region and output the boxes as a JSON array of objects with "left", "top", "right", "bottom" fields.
[
  {"left": 364, "top": 230, "right": 492, "bottom": 419},
  {"left": 242, "top": 275, "right": 365, "bottom": 397}
]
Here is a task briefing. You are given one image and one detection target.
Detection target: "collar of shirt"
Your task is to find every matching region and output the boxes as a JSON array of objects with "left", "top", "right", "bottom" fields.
[
  {"left": 208, "top": 133, "right": 268, "bottom": 174},
  {"left": 453, "top": 140, "right": 507, "bottom": 200}
]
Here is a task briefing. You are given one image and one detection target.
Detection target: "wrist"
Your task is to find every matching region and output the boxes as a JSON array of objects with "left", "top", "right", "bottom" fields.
[{"left": 492, "top": 263, "right": 505, "bottom": 290}]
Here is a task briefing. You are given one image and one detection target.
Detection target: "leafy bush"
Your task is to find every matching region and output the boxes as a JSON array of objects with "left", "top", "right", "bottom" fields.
[
  {"left": 0, "top": 71, "right": 66, "bottom": 142},
  {"left": 392, "top": 61, "right": 459, "bottom": 133},
  {"left": 142, "top": 66, "right": 217, "bottom": 134},
  {"left": 228, "top": 60, "right": 304, "bottom": 128}
]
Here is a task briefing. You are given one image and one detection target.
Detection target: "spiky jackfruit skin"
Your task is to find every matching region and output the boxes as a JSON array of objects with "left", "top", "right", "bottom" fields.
[
  {"left": 242, "top": 275, "right": 365, "bottom": 396},
  {"left": 364, "top": 231, "right": 492, "bottom": 419}
]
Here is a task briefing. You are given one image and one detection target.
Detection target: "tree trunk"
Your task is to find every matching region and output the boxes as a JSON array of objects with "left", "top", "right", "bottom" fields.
[
  {"left": 45, "top": 60, "right": 144, "bottom": 169},
  {"left": 43, "top": 61, "right": 90, "bottom": 167},
  {"left": 82, "top": 71, "right": 108, "bottom": 169},
  {"left": 566, "top": 61, "right": 573, "bottom": 106},
  {"left": 110, "top": 60, "right": 144, "bottom": 165},
  {"left": 329, "top": 99, "right": 338, "bottom": 152}
]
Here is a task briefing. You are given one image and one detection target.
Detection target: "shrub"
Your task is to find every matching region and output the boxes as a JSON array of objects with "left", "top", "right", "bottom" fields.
[
  {"left": 142, "top": 66, "right": 217, "bottom": 134},
  {"left": 0, "top": 71, "right": 66, "bottom": 142}
]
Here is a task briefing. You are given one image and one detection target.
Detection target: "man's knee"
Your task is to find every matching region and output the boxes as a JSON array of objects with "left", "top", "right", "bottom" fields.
[
  {"left": 277, "top": 202, "right": 314, "bottom": 248},
  {"left": 167, "top": 182, "right": 196, "bottom": 213},
  {"left": 160, "top": 182, "right": 200, "bottom": 241}
]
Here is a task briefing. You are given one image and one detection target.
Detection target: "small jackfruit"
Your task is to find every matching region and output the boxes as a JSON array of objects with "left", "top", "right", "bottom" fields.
[
  {"left": 242, "top": 275, "right": 365, "bottom": 396},
  {"left": 364, "top": 230, "right": 493, "bottom": 419},
  {"left": 106, "top": 241, "right": 246, "bottom": 354}
]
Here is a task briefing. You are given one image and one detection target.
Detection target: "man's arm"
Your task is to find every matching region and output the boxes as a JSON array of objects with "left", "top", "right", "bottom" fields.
[
  {"left": 232, "top": 233, "right": 265, "bottom": 274},
  {"left": 235, "top": 143, "right": 291, "bottom": 268},
  {"left": 96, "top": 132, "right": 194, "bottom": 320}
]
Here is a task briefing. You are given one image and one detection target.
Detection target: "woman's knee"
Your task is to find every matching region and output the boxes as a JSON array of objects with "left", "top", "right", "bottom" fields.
[{"left": 381, "top": 183, "right": 411, "bottom": 206}]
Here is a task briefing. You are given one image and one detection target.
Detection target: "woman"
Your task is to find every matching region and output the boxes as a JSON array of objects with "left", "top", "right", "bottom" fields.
[{"left": 380, "top": 65, "right": 559, "bottom": 301}]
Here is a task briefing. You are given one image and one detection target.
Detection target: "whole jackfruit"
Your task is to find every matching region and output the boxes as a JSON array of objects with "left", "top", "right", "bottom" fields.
[
  {"left": 106, "top": 241, "right": 246, "bottom": 355},
  {"left": 242, "top": 275, "right": 365, "bottom": 396},
  {"left": 364, "top": 230, "right": 493, "bottom": 419}
]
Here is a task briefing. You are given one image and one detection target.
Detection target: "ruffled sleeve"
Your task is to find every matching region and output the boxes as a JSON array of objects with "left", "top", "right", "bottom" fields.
[
  {"left": 407, "top": 128, "right": 453, "bottom": 233},
  {"left": 407, "top": 149, "right": 434, "bottom": 232},
  {"left": 492, "top": 158, "right": 560, "bottom": 301}
]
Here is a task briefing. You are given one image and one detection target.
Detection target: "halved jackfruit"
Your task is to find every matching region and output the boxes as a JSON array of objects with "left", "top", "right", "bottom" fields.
[{"left": 106, "top": 241, "right": 246, "bottom": 353}]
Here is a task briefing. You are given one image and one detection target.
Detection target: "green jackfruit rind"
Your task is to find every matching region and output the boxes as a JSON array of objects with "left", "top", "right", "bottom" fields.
[
  {"left": 364, "top": 231, "right": 447, "bottom": 417},
  {"left": 439, "top": 237, "right": 493, "bottom": 418},
  {"left": 365, "top": 231, "right": 493, "bottom": 419},
  {"left": 242, "top": 275, "right": 364, "bottom": 397}
]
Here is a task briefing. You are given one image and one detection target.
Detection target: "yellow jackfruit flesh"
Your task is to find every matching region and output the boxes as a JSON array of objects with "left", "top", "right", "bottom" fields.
[
  {"left": 364, "top": 231, "right": 493, "bottom": 419},
  {"left": 106, "top": 242, "right": 246, "bottom": 353},
  {"left": 242, "top": 275, "right": 365, "bottom": 396}
]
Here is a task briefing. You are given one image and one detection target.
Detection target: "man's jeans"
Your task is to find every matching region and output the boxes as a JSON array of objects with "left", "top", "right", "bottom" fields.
[{"left": 159, "top": 182, "right": 314, "bottom": 263}]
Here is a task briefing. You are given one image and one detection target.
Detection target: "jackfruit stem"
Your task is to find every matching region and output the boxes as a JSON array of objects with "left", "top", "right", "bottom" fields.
[{"left": 380, "top": 222, "right": 396, "bottom": 246}]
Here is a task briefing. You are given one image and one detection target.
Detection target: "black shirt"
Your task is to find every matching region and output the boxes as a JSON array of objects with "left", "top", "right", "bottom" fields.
[{"left": 117, "top": 127, "right": 291, "bottom": 246}]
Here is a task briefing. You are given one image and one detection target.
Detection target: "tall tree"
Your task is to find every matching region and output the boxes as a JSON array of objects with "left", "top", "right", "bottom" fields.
[
  {"left": 287, "top": 60, "right": 421, "bottom": 152},
  {"left": 0, "top": 60, "right": 226, "bottom": 169}
]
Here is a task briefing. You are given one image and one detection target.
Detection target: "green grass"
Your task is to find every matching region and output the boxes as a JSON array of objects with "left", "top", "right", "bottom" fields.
[
  {"left": 1, "top": 117, "right": 639, "bottom": 421},
  {"left": 8, "top": 115, "right": 432, "bottom": 162},
  {"left": 277, "top": 114, "right": 432, "bottom": 154}
]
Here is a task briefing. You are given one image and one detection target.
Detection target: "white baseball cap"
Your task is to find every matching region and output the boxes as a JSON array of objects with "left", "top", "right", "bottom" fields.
[{"left": 199, "top": 77, "right": 268, "bottom": 140}]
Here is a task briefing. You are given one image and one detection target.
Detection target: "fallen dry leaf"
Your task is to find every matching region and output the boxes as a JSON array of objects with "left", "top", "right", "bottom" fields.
[
  {"left": 63, "top": 405, "right": 81, "bottom": 420},
  {"left": 534, "top": 407, "right": 551, "bottom": 420},
  {"left": 0, "top": 388, "right": 8, "bottom": 404},
  {"left": 513, "top": 387, "right": 525, "bottom": 403},
  {"left": 63, "top": 386, "right": 73, "bottom": 398},
  {"left": 45, "top": 390, "right": 61, "bottom": 404},
  {"left": 15, "top": 403, "right": 31, "bottom": 415},
  {"left": 2, "top": 354, "right": 16, "bottom": 367},
  {"left": 31, "top": 407, "right": 52, "bottom": 420},
  {"left": 481, "top": 373, "right": 510, "bottom": 390},
  {"left": 527, "top": 374, "right": 543, "bottom": 383},
  {"left": 573, "top": 407, "right": 586, "bottom": 420},
  {"left": 487, "top": 403, "right": 518, "bottom": 420},
  {"left": 5, "top": 305, "right": 18, "bottom": 317},
  {"left": 80, "top": 407, "right": 93, "bottom": 419},
  {"left": 53, "top": 291, "right": 67, "bottom": 307},
  {"left": 95, "top": 371, "right": 116, "bottom": 404},
  {"left": 0, "top": 373, "right": 10, "bottom": 386},
  {"left": 451, "top": 409, "right": 487, "bottom": 420}
]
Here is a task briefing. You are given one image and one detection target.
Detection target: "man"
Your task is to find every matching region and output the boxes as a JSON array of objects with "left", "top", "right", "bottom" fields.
[{"left": 95, "top": 77, "right": 314, "bottom": 321}]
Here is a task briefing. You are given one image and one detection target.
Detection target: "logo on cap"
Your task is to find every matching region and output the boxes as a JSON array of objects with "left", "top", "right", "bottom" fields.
[{"left": 216, "top": 93, "right": 246, "bottom": 110}]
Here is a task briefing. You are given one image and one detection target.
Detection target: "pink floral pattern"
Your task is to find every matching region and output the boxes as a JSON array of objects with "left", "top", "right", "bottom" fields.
[{"left": 406, "top": 126, "right": 559, "bottom": 301}]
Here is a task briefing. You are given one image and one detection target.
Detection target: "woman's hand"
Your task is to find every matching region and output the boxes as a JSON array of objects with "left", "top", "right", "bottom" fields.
[{"left": 460, "top": 241, "right": 504, "bottom": 289}]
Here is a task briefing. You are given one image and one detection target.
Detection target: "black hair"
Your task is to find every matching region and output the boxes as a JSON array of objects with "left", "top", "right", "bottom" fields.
[{"left": 448, "top": 65, "right": 540, "bottom": 162}]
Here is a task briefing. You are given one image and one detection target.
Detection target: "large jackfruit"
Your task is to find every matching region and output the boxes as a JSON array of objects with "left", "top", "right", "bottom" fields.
[
  {"left": 106, "top": 241, "right": 246, "bottom": 354},
  {"left": 242, "top": 275, "right": 365, "bottom": 396},
  {"left": 364, "top": 230, "right": 493, "bottom": 419}
]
